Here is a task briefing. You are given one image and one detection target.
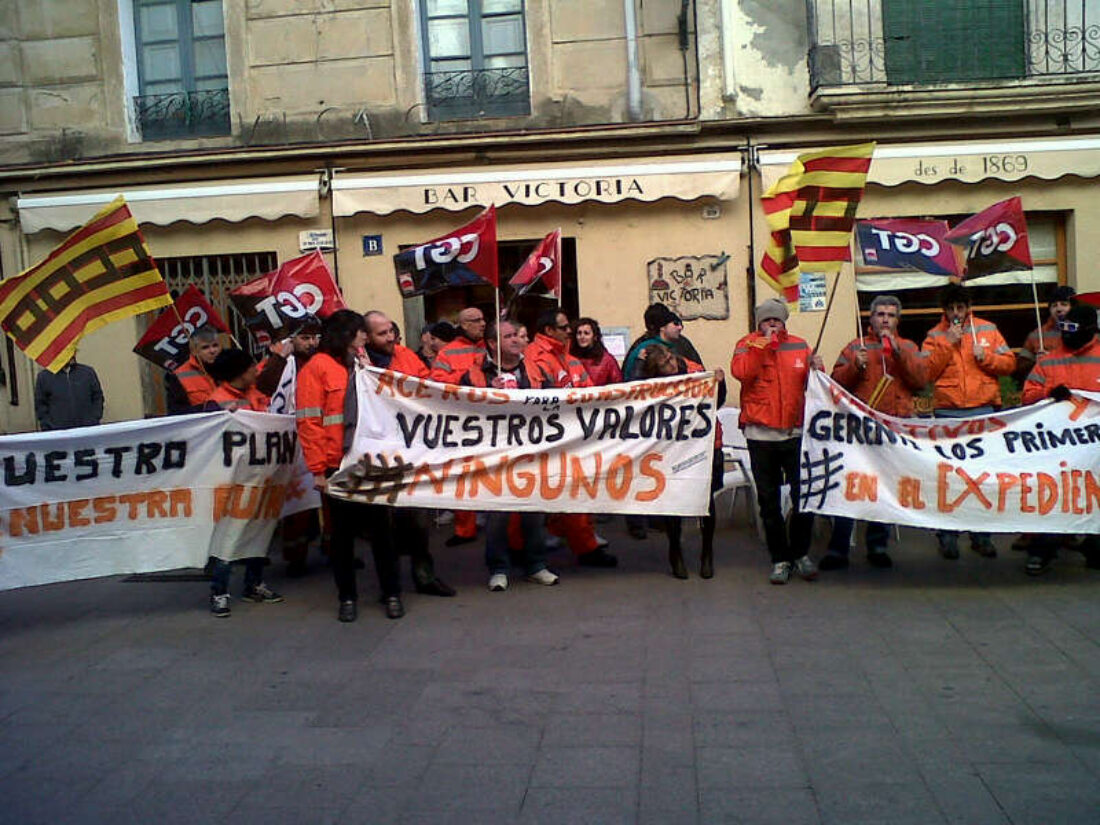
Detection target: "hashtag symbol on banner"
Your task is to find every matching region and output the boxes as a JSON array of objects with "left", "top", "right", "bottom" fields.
[
  {"left": 340, "top": 453, "right": 414, "bottom": 504},
  {"left": 800, "top": 448, "right": 844, "bottom": 511}
]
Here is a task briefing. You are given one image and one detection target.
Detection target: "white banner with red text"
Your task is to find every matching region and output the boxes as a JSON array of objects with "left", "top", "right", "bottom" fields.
[
  {"left": 800, "top": 371, "right": 1100, "bottom": 533},
  {"left": 329, "top": 367, "right": 719, "bottom": 516},
  {"left": 0, "top": 411, "right": 319, "bottom": 591}
]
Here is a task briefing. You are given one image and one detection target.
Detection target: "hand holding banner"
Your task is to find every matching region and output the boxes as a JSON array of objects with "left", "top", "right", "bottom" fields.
[
  {"left": 393, "top": 205, "right": 498, "bottom": 297},
  {"left": 133, "top": 285, "right": 230, "bottom": 370},
  {"left": 229, "top": 251, "right": 345, "bottom": 346}
]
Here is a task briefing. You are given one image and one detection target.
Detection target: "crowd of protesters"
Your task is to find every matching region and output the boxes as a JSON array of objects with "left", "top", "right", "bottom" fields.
[{"left": 157, "top": 284, "right": 1100, "bottom": 620}]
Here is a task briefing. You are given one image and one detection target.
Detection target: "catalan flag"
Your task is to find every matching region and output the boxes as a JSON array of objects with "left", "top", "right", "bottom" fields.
[
  {"left": 759, "top": 143, "right": 875, "bottom": 307},
  {"left": 0, "top": 197, "right": 172, "bottom": 372}
]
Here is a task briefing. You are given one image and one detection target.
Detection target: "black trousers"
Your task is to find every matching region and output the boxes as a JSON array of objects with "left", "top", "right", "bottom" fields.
[
  {"left": 746, "top": 437, "right": 814, "bottom": 564},
  {"left": 326, "top": 494, "right": 435, "bottom": 602}
]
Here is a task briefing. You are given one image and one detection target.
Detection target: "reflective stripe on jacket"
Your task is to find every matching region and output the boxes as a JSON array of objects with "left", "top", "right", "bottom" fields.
[
  {"left": 1022, "top": 337, "right": 1100, "bottom": 404},
  {"left": 429, "top": 335, "right": 487, "bottom": 383},
  {"left": 729, "top": 331, "right": 812, "bottom": 430},
  {"left": 922, "top": 315, "right": 1015, "bottom": 410},
  {"left": 295, "top": 352, "right": 349, "bottom": 475},
  {"left": 173, "top": 355, "right": 217, "bottom": 406}
]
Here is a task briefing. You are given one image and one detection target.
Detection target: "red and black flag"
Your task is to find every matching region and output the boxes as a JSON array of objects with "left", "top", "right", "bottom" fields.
[{"left": 393, "top": 205, "right": 498, "bottom": 297}]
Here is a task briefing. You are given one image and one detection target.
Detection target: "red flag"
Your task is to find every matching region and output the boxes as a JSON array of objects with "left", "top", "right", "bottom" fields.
[
  {"left": 133, "top": 285, "right": 230, "bottom": 370},
  {"left": 393, "top": 205, "right": 498, "bottom": 297},
  {"left": 946, "top": 197, "right": 1032, "bottom": 280},
  {"left": 229, "top": 251, "right": 346, "bottom": 346},
  {"left": 856, "top": 218, "right": 959, "bottom": 276},
  {"left": 509, "top": 229, "right": 561, "bottom": 298},
  {"left": 1077, "top": 291, "right": 1100, "bottom": 309}
]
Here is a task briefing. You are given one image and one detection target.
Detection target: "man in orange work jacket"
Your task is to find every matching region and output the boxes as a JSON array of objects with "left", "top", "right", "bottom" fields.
[
  {"left": 730, "top": 298, "right": 825, "bottom": 586},
  {"left": 1020, "top": 302, "right": 1100, "bottom": 575},
  {"left": 922, "top": 284, "right": 1016, "bottom": 561},
  {"left": 822, "top": 295, "right": 927, "bottom": 572},
  {"left": 430, "top": 306, "right": 489, "bottom": 547},
  {"left": 1016, "top": 284, "right": 1076, "bottom": 379},
  {"left": 166, "top": 325, "right": 221, "bottom": 414}
]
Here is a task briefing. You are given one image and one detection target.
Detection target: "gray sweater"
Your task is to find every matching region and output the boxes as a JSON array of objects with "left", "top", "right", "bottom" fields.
[{"left": 34, "top": 362, "right": 104, "bottom": 430}]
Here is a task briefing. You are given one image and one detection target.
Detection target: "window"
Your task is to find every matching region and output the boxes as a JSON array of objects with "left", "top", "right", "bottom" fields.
[
  {"left": 419, "top": 0, "right": 531, "bottom": 120},
  {"left": 854, "top": 213, "right": 1065, "bottom": 349},
  {"left": 138, "top": 251, "right": 277, "bottom": 415},
  {"left": 133, "top": 0, "right": 230, "bottom": 140}
]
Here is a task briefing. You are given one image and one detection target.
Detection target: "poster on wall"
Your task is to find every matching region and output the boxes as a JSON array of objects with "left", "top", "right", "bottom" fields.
[
  {"left": 646, "top": 256, "right": 729, "bottom": 320},
  {"left": 798, "top": 272, "right": 827, "bottom": 312}
]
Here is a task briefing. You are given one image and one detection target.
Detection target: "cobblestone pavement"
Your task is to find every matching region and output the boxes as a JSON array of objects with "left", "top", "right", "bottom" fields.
[{"left": 1, "top": 517, "right": 1099, "bottom": 825}]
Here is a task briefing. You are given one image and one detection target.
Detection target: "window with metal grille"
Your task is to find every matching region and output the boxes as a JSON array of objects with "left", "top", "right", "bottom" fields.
[
  {"left": 139, "top": 251, "right": 277, "bottom": 416},
  {"left": 420, "top": 0, "right": 531, "bottom": 120},
  {"left": 133, "top": 0, "right": 230, "bottom": 140}
]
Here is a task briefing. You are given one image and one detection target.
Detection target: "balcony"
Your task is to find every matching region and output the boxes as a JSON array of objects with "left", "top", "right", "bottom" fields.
[
  {"left": 424, "top": 67, "right": 531, "bottom": 122},
  {"left": 133, "top": 89, "right": 231, "bottom": 141},
  {"left": 806, "top": 0, "right": 1100, "bottom": 117}
]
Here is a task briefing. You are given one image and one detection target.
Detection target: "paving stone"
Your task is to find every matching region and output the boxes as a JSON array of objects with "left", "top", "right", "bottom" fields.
[{"left": 530, "top": 746, "right": 640, "bottom": 788}]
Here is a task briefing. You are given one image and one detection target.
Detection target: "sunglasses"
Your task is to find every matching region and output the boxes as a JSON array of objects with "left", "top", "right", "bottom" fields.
[{"left": 1058, "top": 320, "right": 1080, "bottom": 333}]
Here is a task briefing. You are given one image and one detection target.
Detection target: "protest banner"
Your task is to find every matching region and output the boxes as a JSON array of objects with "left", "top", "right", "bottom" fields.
[
  {"left": 0, "top": 411, "right": 318, "bottom": 591},
  {"left": 229, "top": 251, "right": 345, "bottom": 347},
  {"left": 800, "top": 371, "right": 1100, "bottom": 534},
  {"left": 133, "top": 285, "right": 231, "bottom": 370},
  {"left": 856, "top": 218, "right": 959, "bottom": 276},
  {"left": 328, "top": 367, "right": 719, "bottom": 516}
]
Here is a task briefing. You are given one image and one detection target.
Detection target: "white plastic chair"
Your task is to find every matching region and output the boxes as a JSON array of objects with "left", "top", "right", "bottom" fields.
[{"left": 713, "top": 407, "right": 764, "bottom": 540}]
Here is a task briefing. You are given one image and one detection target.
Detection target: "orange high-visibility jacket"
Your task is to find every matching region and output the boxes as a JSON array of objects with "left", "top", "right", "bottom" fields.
[
  {"left": 525, "top": 333, "right": 592, "bottom": 389},
  {"left": 209, "top": 382, "right": 269, "bottom": 411},
  {"left": 173, "top": 355, "right": 217, "bottom": 406},
  {"left": 922, "top": 315, "right": 1015, "bottom": 410},
  {"left": 429, "top": 335, "right": 487, "bottom": 383},
  {"left": 729, "top": 331, "right": 813, "bottom": 430},
  {"left": 1022, "top": 337, "right": 1100, "bottom": 404},
  {"left": 295, "top": 351, "right": 350, "bottom": 475},
  {"left": 389, "top": 344, "right": 430, "bottom": 379},
  {"left": 831, "top": 332, "right": 927, "bottom": 417}
]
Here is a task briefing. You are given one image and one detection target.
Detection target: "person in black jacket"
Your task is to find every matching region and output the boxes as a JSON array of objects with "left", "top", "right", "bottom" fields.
[{"left": 34, "top": 355, "right": 104, "bottom": 430}]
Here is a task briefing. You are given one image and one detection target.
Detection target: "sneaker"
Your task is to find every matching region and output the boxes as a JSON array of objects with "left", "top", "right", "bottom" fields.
[
  {"left": 337, "top": 600, "right": 357, "bottom": 622},
  {"left": 488, "top": 573, "right": 508, "bottom": 592},
  {"left": 971, "top": 538, "right": 997, "bottom": 558},
  {"left": 578, "top": 548, "right": 618, "bottom": 568},
  {"left": 794, "top": 555, "right": 818, "bottom": 581},
  {"left": 937, "top": 534, "right": 960, "bottom": 560},
  {"left": 210, "top": 594, "right": 230, "bottom": 617},
  {"left": 1025, "top": 554, "right": 1053, "bottom": 577},
  {"left": 526, "top": 569, "right": 560, "bottom": 586},
  {"left": 769, "top": 561, "right": 792, "bottom": 585},
  {"left": 818, "top": 553, "right": 849, "bottom": 571},
  {"left": 241, "top": 583, "right": 283, "bottom": 603},
  {"left": 383, "top": 595, "right": 405, "bottom": 619},
  {"left": 866, "top": 550, "right": 894, "bottom": 569}
]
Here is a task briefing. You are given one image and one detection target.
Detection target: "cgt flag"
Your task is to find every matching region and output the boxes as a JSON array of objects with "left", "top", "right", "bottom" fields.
[
  {"left": 0, "top": 196, "right": 172, "bottom": 372},
  {"left": 856, "top": 218, "right": 959, "bottom": 277},
  {"left": 760, "top": 143, "right": 876, "bottom": 307},
  {"left": 394, "top": 205, "right": 498, "bottom": 297},
  {"left": 229, "top": 251, "right": 345, "bottom": 347},
  {"left": 509, "top": 228, "right": 561, "bottom": 297},
  {"left": 946, "top": 196, "right": 1033, "bottom": 280},
  {"left": 133, "top": 285, "right": 230, "bottom": 371}
]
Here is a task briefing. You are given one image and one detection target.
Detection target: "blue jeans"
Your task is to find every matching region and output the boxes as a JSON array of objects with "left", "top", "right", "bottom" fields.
[
  {"left": 933, "top": 407, "right": 994, "bottom": 547},
  {"left": 828, "top": 517, "right": 891, "bottom": 557},
  {"left": 210, "top": 557, "right": 263, "bottom": 596},
  {"left": 485, "top": 512, "right": 548, "bottom": 576}
]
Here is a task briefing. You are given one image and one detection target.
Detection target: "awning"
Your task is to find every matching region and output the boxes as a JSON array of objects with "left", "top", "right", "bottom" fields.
[
  {"left": 760, "top": 136, "right": 1100, "bottom": 189},
  {"left": 332, "top": 155, "right": 742, "bottom": 216},
  {"left": 16, "top": 175, "right": 322, "bottom": 233}
]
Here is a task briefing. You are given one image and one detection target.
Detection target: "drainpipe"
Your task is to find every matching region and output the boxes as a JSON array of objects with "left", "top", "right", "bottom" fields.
[{"left": 624, "top": 0, "right": 643, "bottom": 121}]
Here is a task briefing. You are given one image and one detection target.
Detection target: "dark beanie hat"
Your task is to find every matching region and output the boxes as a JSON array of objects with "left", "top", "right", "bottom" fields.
[
  {"left": 1049, "top": 285, "right": 1076, "bottom": 305},
  {"left": 210, "top": 348, "right": 254, "bottom": 383},
  {"left": 644, "top": 303, "right": 680, "bottom": 331},
  {"left": 428, "top": 321, "right": 457, "bottom": 342}
]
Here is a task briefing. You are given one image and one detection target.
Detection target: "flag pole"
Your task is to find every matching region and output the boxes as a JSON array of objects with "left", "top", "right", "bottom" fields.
[
  {"left": 495, "top": 286, "right": 502, "bottom": 362},
  {"left": 812, "top": 269, "right": 841, "bottom": 355},
  {"left": 1028, "top": 269, "right": 1046, "bottom": 354}
]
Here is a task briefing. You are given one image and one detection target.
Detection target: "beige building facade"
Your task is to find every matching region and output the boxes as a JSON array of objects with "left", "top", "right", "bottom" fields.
[{"left": 2, "top": 0, "right": 1100, "bottom": 433}]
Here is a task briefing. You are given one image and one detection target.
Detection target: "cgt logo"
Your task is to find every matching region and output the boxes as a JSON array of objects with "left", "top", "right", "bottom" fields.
[
  {"left": 967, "top": 222, "right": 1018, "bottom": 260},
  {"left": 867, "top": 227, "right": 941, "bottom": 257},
  {"left": 411, "top": 233, "right": 481, "bottom": 272},
  {"left": 152, "top": 305, "right": 212, "bottom": 361},
  {"left": 254, "top": 283, "right": 326, "bottom": 329}
]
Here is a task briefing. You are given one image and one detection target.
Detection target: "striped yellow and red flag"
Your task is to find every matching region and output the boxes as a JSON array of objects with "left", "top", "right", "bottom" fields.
[
  {"left": 0, "top": 197, "right": 172, "bottom": 372},
  {"left": 759, "top": 143, "right": 875, "bottom": 307}
]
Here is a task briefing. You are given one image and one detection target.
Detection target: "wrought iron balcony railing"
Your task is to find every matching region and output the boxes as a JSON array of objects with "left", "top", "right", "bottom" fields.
[
  {"left": 134, "top": 89, "right": 231, "bottom": 141},
  {"left": 424, "top": 66, "right": 531, "bottom": 121},
  {"left": 808, "top": 0, "right": 1100, "bottom": 89}
]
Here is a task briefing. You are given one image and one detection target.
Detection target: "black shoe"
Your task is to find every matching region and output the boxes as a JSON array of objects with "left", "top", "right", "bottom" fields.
[
  {"left": 669, "top": 548, "right": 688, "bottom": 580},
  {"left": 938, "top": 535, "right": 960, "bottom": 560},
  {"left": 578, "top": 548, "right": 618, "bottom": 568},
  {"left": 415, "top": 578, "right": 456, "bottom": 597},
  {"left": 700, "top": 550, "right": 714, "bottom": 580},
  {"left": 1025, "top": 555, "right": 1053, "bottom": 577},
  {"left": 445, "top": 534, "right": 477, "bottom": 547},
  {"left": 384, "top": 595, "right": 405, "bottom": 619},
  {"left": 627, "top": 525, "right": 647, "bottom": 540},
  {"left": 866, "top": 550, "right": 893, "bottom": 569},
  {"left": 818, "top": 554, "right": 850, "bottom": 571},
  {"left": 286, "top": 560, "right": 308, "bottom": 578},
  {"left": 338, "top": 600, "right": 357, "bottom": 622}
]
